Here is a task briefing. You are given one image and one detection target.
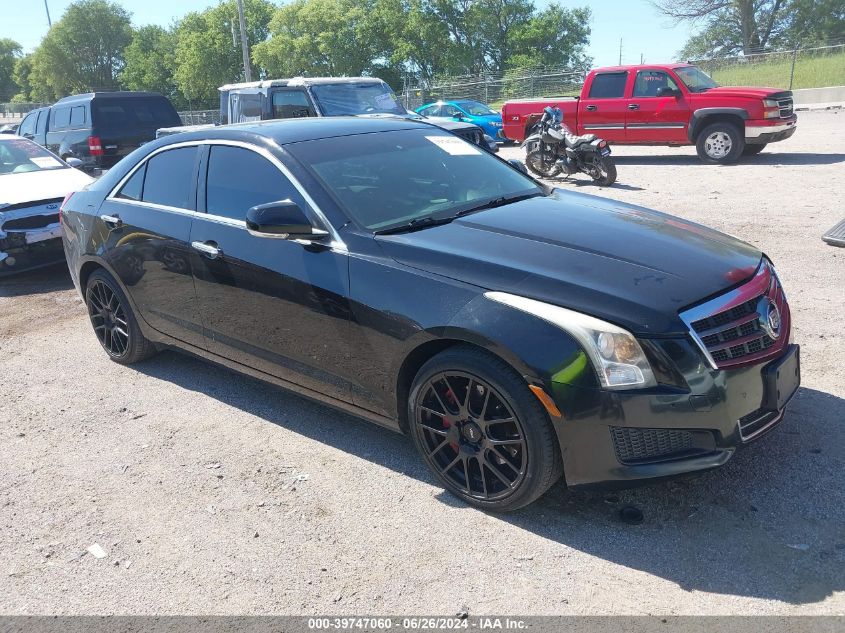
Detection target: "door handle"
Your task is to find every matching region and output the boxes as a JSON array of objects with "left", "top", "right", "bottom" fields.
[
  {"left": 628, "top": 103, "right": 640, "bottom": 110},
  {"left": 100, "top": 214, "right": 123, "bottom": 228},
  {"left": 585, "top": 105, "right": 597, "bottom": 111},
  {"left": 191, "top": 241, "right": 221, "bottom": 259}
]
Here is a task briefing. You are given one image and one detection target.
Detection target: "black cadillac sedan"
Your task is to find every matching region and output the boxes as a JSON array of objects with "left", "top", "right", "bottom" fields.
[{"left": 61, "top": 118, "right": 799, "bottom": 511}]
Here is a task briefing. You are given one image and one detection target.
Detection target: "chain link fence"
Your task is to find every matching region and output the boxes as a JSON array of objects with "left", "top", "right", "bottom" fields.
[
  {"left": 177, "top": 109, "right": 221, "bottom": 126},
  {"left": 401, "top": 66, "right": 586, "bottom": 110},
  {"left": 1, "top": 102, "right": 50, "bottom": 119},
  {"left": 691, "top": 43, "right": 845, "bottom": 91}
]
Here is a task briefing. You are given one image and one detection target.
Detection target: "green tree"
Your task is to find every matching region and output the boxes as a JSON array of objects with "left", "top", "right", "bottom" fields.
[
  {"left": 173, "top": 0, "right": 274, "bottom": 106},
  {"left": 11, "top": 55, "right": 33, "bottom": 102},
  {"left": 508, "top": 4, "right": 591, "bottom": 69},
  {"left": 0, "top": 38, "right": 23, "bottom": 101},
  {"left": 122, "top": 25, "right": 184, "bottom": 107},
  {"left": 29, "top": 0, "right": 133, "bottom": 98}
]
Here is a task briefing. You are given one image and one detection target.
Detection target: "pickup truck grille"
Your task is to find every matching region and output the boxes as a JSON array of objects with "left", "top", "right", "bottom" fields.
[
  {"left": 681, "top": 261, "right": 790, "bottom": 370},
  {"left": 776, "top": 96, "right": 793, "bottom": 118}
]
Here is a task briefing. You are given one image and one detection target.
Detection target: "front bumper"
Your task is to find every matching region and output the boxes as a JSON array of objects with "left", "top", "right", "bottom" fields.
[
  {"left": 745, "top": 118, "right": 797, "bottom": 144},
  {"left": 548, "top": 342, "right": 800, "bottom": 488}
]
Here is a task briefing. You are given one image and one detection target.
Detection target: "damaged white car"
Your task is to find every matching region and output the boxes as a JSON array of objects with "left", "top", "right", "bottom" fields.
[{"left": 0, "top": 136, "right": 93, "bottom": 275}]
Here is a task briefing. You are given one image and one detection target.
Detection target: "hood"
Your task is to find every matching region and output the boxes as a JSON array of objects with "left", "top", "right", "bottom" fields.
[
  {"left": 0, "top": 168, "right": 94, "bottom": 208},
  {"left": 696, "top": 86, "right": 789, "bottom": 99},
  {"left": 376, "top": 190, "right": 762, "bottom": 335}
]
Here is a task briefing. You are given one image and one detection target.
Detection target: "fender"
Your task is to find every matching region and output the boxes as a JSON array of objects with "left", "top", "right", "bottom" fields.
[{"left": 688, "top": 107, "right": 749, "bottom": 142}]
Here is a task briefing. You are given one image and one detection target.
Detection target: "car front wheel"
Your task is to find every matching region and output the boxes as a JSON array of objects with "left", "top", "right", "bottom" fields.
[
  {"left": 85, "top": 269, "right": 158, "bottom": 364},
  {"left": 696, "top": 122, "right": 744, "bottom": 164},
  {"left": 408, "top": 346, "right": 562, "bottom": 511}
]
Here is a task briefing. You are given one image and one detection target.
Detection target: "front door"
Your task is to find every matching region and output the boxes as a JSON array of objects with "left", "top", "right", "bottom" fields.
[
  {"left": 625, "top": 70, "right": 689, "bottom": 144},
  {"left": 189, "top": 143, "right": 353, "bottom": 402},
  {"left": 99, "top": 145, "right": 205, "bottom": 349}
]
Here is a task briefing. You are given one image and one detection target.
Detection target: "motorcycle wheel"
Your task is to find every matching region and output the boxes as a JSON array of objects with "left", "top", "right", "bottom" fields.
[
  {"left": 525, "top": 148, "right": 562, "bottom": 178},
  {"left": 587, "top": 155, "right": 617, "bottom": 186}
]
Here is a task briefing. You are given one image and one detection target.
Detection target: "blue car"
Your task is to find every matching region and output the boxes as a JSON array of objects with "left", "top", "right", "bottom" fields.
[{"left": 415, "top": 100, "right": 504, "bottom": 141}]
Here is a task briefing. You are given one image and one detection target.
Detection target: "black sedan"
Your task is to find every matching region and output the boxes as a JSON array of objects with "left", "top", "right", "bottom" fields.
[{"left": 61, "top": 118, "right": 799, "bottom": 511}]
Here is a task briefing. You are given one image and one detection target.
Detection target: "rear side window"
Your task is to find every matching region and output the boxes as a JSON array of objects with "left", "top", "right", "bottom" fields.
[
  {"left": 92, "top": 98, "right": 181, "bottom": 129},
  {"left": 116, "top": 163, "right": 146, "bottom": 201},
  {"left": 52, "top": 107, "right": 71, "bottom": 129},
  {"left": 70, "top": 106, "right": 86, "bottom": 127},
  {"left": 141, "top": 147, "right": 198, "bottom": 209},
  {"left": 205, "top": 145, "right": 302, "bottom": 221},
  {"left": 588, "top": 72, "right": 628, "bottom": 99}
]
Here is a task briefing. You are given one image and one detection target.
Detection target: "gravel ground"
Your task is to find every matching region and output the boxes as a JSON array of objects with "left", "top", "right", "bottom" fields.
[{"left": 1, "top": 110, "right": 843, "bottom": 616}]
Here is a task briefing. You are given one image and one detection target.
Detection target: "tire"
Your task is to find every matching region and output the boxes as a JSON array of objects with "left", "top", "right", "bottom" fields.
[
  {"left": 742, "top": 143, "right": 767, "bottom": 156},
  {"left": 85, "top": 269, "right": 158, "bottom": 364},
  {"left": 525, "top": 147, "right": 562, "bottom": 178},
  {"left": 695, "top": 122, "right": 744, "bottom": 164},
  {"left": 588, "top": 155, "right": 617, "bottom": 186},
  {"left": 408, "top": 345, "right": 563, "bottom": 511}
]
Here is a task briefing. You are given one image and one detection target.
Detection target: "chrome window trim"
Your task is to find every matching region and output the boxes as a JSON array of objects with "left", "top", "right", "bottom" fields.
[
  {"left": 106, "top": 138, "right": 347, "bottom": 251},
  {"left": 678, "top": 262, "right": 769, "bottom": 371}
]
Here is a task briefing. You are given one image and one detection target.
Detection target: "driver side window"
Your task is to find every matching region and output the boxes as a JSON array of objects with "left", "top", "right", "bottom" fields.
[
  {"left": 633, "top": 71, "right": 679, "bottom": 98},
  {"left": 205, "top": 145, "right": 308, "bottom": 221}
]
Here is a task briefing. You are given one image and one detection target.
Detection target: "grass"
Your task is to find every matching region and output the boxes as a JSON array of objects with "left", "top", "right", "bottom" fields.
[{"left": 703, "top": 50, "right": 845, "bottom": 90}]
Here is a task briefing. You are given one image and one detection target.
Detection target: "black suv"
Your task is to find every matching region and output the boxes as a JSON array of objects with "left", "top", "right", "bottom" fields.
[{"left": 17, "top": 92, "right": 181, "bottom": 172}]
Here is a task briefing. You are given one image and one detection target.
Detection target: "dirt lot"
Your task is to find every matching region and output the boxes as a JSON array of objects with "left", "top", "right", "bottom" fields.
[{"left": 1, "top": 110, "right": 843, "bottom": 616}]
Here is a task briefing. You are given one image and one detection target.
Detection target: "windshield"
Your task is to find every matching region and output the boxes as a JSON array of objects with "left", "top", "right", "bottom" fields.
[
  {"left": 457, "top": 101, "right": 496, "bottom": 116},
  {"left": 0, "top": 138, "right": 68, "bottom": 176},
  {"left": 674, "top": 66, "right": 719, "bottom": 92},
  {"left": 310, "top": 82, "right": 407, "bottom": 116},
  {"left": 287, "top": 129, "right": 542, "bottom": 232}
]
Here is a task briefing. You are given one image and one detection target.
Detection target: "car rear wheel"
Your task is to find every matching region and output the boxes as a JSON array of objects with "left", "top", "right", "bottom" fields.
[
  {"left": 408, "top": 346, "right": 562, "bottom": 511},
  {"left": 742, "top": 143, "right": 767, "bottom": 156},
  {"left": 696, "top": 122, "right": 744, "bottom": 164},
  {"left": 85, "top": 269, "right": 157, "bottom": 364}
]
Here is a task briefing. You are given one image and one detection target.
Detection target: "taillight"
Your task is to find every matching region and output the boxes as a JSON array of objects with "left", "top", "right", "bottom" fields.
[
  {"left": 88, "top": 136, "right": 103, "bottom": 156},
  {"left": 59, "top": 192, "right": 75, "bottom": 225}
]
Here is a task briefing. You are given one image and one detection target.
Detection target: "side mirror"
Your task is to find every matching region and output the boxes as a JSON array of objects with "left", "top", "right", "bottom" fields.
[
  {"left": 508, "top": 159, "right": 529, "bottom": 175},
  {"left": 656, "top": 87, "right": 679, "bottom": 98},
  {"left": 66, "top": 157, "right": 83, "bottom": 169},
  {"left": 245, "top": 200, "right": 328, "bottom": 240}
]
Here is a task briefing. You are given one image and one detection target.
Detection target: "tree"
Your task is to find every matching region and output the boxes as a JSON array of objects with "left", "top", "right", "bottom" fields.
[
  {"left": 0, "top": 38, "right": 23, "bottom": 102},
  {"left": 508, "top": 4, "right": 591, "bottom": 69},
  {"left": 28, "top": 0, "right": 133, "bottom": 98},
  {"left": 657, "top": 0, "right": 844, "bottom": 58},
  {"left": 11, "top": 55, "right": 33, "bottom": 102},
  {"left": 122, "top": 25, "right": 184, "bottom": 108},
  {"left": 173, "top": 0, "right": 275, "bottom": 105}
]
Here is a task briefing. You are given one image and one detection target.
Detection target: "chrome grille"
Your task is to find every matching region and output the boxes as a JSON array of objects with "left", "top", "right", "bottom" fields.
[
  {"left": 680, "top": 261, "right": 790, "bottom": 370},
  {"left": 777, "top": 97, "right": 793, "bottom": 118}
]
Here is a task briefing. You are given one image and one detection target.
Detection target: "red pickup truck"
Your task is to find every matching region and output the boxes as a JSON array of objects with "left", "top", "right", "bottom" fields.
[{"left": 501, "top": 64, "right": 797, "bottom": 163}]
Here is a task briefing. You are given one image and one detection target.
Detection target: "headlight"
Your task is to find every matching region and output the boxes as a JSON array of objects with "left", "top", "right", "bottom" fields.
[
  {"left": 762, "top": 98, "right": 781, "bottom": 118},
  {"left": 485, "top": 292, "right": 657, "bottom": 390}
]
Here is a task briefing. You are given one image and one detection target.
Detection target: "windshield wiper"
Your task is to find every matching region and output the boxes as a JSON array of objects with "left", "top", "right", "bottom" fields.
[
  {"left": 454, "top": 191, "right": 544, "bottom": 218},
  {"left": 374, "top": 215, "right": 454, "bottom": 235}
]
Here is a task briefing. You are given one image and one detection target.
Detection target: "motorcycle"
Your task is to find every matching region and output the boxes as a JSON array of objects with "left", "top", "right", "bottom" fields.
[{"left": 522, "top": 106, "right": 617, "bottom": 186}]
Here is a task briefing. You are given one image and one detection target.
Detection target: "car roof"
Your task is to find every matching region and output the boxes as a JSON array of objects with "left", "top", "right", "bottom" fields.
[
  {"left": 54, "top": 91, "right": 168, "bottom": 105},
  {"left": 590, "top": 63, "right": 694, "bottom": 73},
  {"left": 219, "top": 77, "right": 387, "bottom": 91},
  {"left": 155, "top": 117, "right": 433, "bottom": 147}
]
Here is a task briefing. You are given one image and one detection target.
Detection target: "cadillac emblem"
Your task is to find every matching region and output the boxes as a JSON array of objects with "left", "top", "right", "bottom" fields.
[{"left": 758, "top": 298, "right": 782, "bottom": 340}]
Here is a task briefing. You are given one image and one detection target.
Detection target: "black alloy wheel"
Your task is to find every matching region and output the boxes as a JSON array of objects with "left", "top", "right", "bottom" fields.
[
  {"left": 87, "top": 278, "right": 130, "bottom": 358},
  {"left": 85, "top": 269, "right": 158, "bottom": 364},
  {"left": 409, "top": 346, "right": 562, "bottom": 511}
]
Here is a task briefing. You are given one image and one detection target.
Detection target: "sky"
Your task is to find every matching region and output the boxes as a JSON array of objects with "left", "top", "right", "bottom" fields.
[{"left": 3, "top": 0, "right": 696, "bottom": 67}]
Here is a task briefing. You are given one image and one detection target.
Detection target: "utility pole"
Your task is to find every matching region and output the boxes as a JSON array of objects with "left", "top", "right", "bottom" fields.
[
  {"left": 44, "top": 0, "right": 52, "bottom": 27},
  {"left": 236, "top": 0, "right": 252, "bottom": 82},
  {"left": 618, "top": 38, "right": 623, "bottom": 65}
]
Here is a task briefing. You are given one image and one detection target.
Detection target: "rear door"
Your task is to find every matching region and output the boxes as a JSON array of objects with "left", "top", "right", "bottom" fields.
[
  {"left": 91, "top": 97, "right": 182, "bottom": 168},
  {"left": 99, "top": 144, "right": 204, "bottom": 348},
  {"left": 578, "top": 71, "right": 630, "bottom": 142},
  {"left": 626, "top": 69, "right": 689, "bottom": 143},
  {"left": 189, "top": 142, "right": 353, "bottom": 402}
]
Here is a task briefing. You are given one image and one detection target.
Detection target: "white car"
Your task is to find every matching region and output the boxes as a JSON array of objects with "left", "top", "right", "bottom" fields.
[{"left": 0, "top": 136, "right": 93, "bottom": 275}]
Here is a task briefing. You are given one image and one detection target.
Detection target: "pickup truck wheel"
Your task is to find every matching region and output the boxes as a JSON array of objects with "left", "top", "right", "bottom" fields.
[
  {"left": 696, "top": 122, "right": 744, "bottom": 164},
  {"left": 742, "top": 143, "right": 767, "bottom": 156}
]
